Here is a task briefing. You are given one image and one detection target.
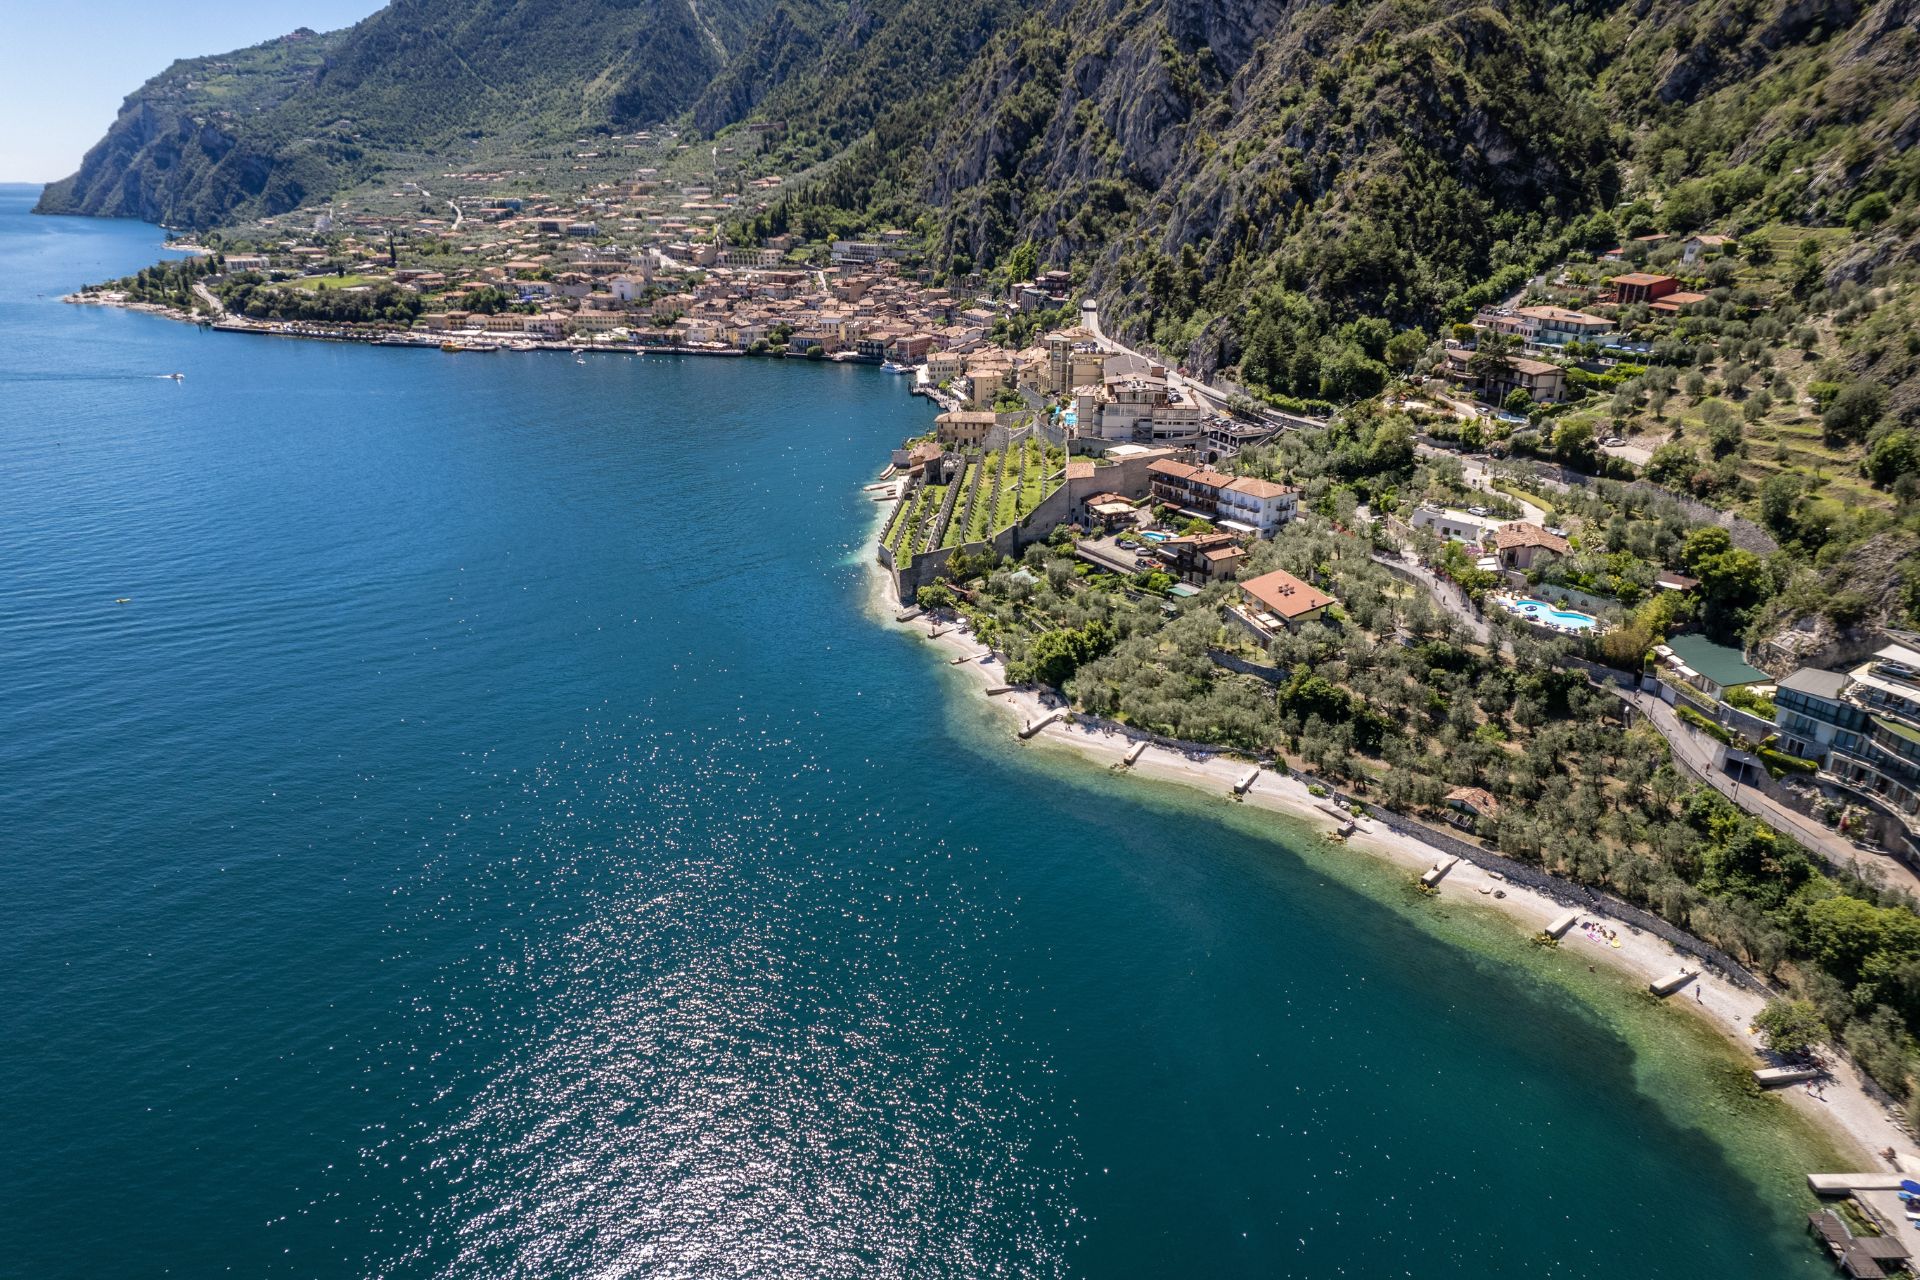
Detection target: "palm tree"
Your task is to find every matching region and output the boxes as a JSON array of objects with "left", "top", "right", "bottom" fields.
[{"left": 1467, "top": 331, "right": 1520, "bottom": 396}]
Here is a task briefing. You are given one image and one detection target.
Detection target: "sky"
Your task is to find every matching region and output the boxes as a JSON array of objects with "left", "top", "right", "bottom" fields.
[{"left": 1, "top": 0, "right": 384, "bottom": 182}]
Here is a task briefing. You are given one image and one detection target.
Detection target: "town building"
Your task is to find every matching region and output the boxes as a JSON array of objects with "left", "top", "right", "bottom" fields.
[
  {"left": 1443, "top": 786, "right": 1501, "bottom": 832},
  {"left": 1657, "top": 634, "right": 1771, "bottom": 700},
  {"left": 1478, "top": 305, "right": 1613, "bottom": 347},
  {"left": 1488, "top": 522, "right": 1570, "bottom": 571},
  {"left": 1773, "top": 645, "right": 1920, "bottom": 828},
  {"left": 1233, "top": 569, "right": 1336, "bottom": 638},
  {"left": 1680, "top": 234, "right": 1735, "bottom": 266},
  {"left": 1147, "top": 460, "right": 1300, "bottom": 536},
  {"left": 1441, "top": 348, "right": 1566, "bottom": 403},
  {"left": 1410, "top": 505, "right": 1499, "bottom": 544},
  {"left": 1611, "top": 272, "right": 1679, "bottom": 305},
  {"left": 933, "top": 411, "right": 1001, "bottom": 448},
  {"left": 1159, "top": 531, "right": 1248, "bottom": 583}
]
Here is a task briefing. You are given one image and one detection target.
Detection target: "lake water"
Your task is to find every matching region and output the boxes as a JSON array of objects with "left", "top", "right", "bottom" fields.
[{"left": 0, "top": 183, "right": 1836, "bottom": 1276}]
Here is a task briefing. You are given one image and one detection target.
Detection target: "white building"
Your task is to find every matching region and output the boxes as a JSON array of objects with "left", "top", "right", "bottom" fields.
[{"left": 1410, "top": 505, "right": 1499, "bottom": 544}]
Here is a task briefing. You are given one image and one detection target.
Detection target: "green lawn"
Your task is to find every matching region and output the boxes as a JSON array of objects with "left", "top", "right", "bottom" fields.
[{"left": 291, "top": 274, "right": 383, "bottom": 291}]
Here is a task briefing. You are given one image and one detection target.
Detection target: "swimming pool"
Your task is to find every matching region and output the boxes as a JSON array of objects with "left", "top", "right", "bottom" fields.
[
  {"left": 1504, "top": 597, "right": 1598, "bottom": 631},
  {"left": 1140, "top": 530, "right": 1171, "bottom": 543}
]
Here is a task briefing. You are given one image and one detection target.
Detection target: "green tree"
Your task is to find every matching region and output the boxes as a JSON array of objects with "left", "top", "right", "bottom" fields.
[
  {"left": 1823, "top": 380, "right": 1887, "bottom": 443},
  {"left": 1552, "top": 420, "right": 1599, "bottom": 469},
  {"left": 1867, "top": 429, "right": 1920, "bottom": 487},
  {"left": 1753, "top": 999, "right": 1826, "bottom": 1057},
  {"left": 1384, "top": 327, "right": 1427, "bottom": 371},
  {"left": 1847, "top": 191, "right": 1892, "bottom": 230}
]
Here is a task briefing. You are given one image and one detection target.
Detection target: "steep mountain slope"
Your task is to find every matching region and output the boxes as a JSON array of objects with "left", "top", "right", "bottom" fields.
[
  {"left": 36, "top": 0, "right": 788, "bottom": 227},
  {"left": 739, "top": 0, "right": 1918, "bottom": 392}
]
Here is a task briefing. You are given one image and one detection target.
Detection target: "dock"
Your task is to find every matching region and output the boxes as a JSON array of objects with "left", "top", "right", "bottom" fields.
[
  {"left": 1809, "top": 1172, "right": 1914, "bottom": 1194},
  {"left": 1808, "top": 1207, "right": 1912, "bottom": 1278},
  {"left": 1233, "top": 767, "right": 1262, "bottom": 795},
  {"left": 895, "top": 607, "right": 922, "bottom": 623},
  {"left": 1649, "top": 969, "right": 1697, "bottom": 997},
  {"left": 1122, "top": 741, "right": 1148, "bottom": 767},
  {"left": 1546, "top": 909, "right": 1580, "bottom": 939},
  {"left": 1420, "top": 856, "right": 1460, "bottom": 889},
  {"left": 1755, "top": 1066, "right": 1821, "bottom": 1088},
  {"left": 1019, "top": 710, "right": 1065, "bottom": 740},
  {"left": 985, "top": 685, "right": 1013, "bottom": 696}
]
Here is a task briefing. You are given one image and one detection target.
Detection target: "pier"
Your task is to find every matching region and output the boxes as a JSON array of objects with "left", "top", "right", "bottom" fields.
[
  {"left": 1233, "top": 767, "right": 1261, "bottom": 795},
  {"left": 1648, "top": 969, "right": 1697, "bottom": 997},
  {"left": 1546, "top": 909, "right": 1580, "bottom": 939},
  {"left": 1019, "top": 710, "right": 1065, "bottom": 739},
  {"left": 1755, "top": 1066, "right": 1821, "bottom": 1088},
  {"left": 1420, "top": 856, "right": 1460, "bottom": 889},
  {"left": 1122, "top": 740, "right": 1148, "bottom": 767}
]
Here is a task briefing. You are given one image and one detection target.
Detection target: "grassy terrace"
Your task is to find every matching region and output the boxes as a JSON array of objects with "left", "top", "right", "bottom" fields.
[
  {"left": 291, "top": 274, "right": 383, "bottom": 290},
  {"left": 989, "top": 438, "right": 1065, "bottom": 532},
  {"left": 886, "top": 438, "right": 1067, "bottom": 565}
]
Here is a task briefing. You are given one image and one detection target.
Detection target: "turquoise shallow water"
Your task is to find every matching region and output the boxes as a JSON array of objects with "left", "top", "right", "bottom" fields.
[{"left": 0, "top": 184, "right": 1836, "bottom": 1276}]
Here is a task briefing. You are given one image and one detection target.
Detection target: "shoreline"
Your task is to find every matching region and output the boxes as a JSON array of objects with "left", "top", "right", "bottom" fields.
[
  {"left": 61, "top": 293, "right": 940, "bottom": 371},
  {"left": 856, "top": 521, "right": 1911, "bottom": 1180},
  {"left": 75, "top": 276, "right": 1920, "bottom": 1185}
]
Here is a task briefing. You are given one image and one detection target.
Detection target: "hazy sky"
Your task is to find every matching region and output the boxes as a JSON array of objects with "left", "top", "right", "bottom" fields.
[{"left": 2, "top": 1, "right": 385, "bottom": 182}]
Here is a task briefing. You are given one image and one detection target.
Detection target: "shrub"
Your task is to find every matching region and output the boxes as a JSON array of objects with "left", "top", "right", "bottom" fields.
[{"left": 1676, "top": 703, "right": 1733, "bottom": 743}]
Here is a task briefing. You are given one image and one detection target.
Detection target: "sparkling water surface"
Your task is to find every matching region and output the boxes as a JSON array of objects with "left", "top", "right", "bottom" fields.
[{"left": 0, "top": 185, "right": 1830, "bottom": 1277}]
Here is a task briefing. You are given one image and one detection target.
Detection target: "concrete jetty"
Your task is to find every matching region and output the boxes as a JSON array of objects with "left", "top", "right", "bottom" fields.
[
  {"left": 1649, "top": 969, "right": 1697, "bottom": 997},
  {"left": 1809, "top": 1172, "right": 1911, "bottom": 1194},
  {"left": 1233, "top": 767, "right": 1261, "bottom": 795},
  {"left": 1122, "top": 740, "right": 1148, "bottom": 767},
  {"left": 1420, "top": 856, "right": 1460, "bottom": 889},
  {"left": 1545, "top": 910, "right": 1580, "bottom": 939},
  {"left": 985, "top": 685, "right": 1013, "bottom": 696},
  {"left": 895, "top": 607, "right": 922, "bottom": 623},
  {"left": 1754, "top": 1066, "right": 1821, "bottom": 1088},
  {"left": 1019, "top": 710, "right": 1065, "bottom": 739}
]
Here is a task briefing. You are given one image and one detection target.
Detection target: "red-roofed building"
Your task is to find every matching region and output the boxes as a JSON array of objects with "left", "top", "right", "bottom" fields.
[
  {"left": 1147, "top": 460, "right": 1301, "bottom": 536},
  {"left": 1234, "top": 569, "right": 1336, "bottom": 636},
  {"left": 1487, "top": 522, "right": 1570, "bottom": 571},
  {"left": 1612, "top": 273, "right": 1679, "bottom": 304}
]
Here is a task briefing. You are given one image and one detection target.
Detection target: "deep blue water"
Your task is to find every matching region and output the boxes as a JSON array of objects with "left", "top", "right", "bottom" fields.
[{"left": 0, "top": 184, "right": 1830, "bottom": 1277}]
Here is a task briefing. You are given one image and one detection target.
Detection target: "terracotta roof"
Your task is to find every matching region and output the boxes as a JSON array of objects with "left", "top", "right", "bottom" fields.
[
  {"left": 1446, "top": 786, "right": 1501, "bottom": 817},
  {"left": 1224, "top": 477, "right": 1297, "bottom": 500},
  {"left": 1240, "top": 569, "right": 1334, "bottom": 619},
  {"left": 1165, "top": 531, "right": 1240, "bottom": 549},
  {"left": 1515, "top": 305, "right": 1611, "bottom": 326},
  {"left": 1065, "top": 460, "right": 1096, "bottom": 480},
  {"left": 1613, "top": 272, "right": 1676, "bottom": 287},
  {"left": 1490, "top": 522, "right": 1569, "bottom": 555}
]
